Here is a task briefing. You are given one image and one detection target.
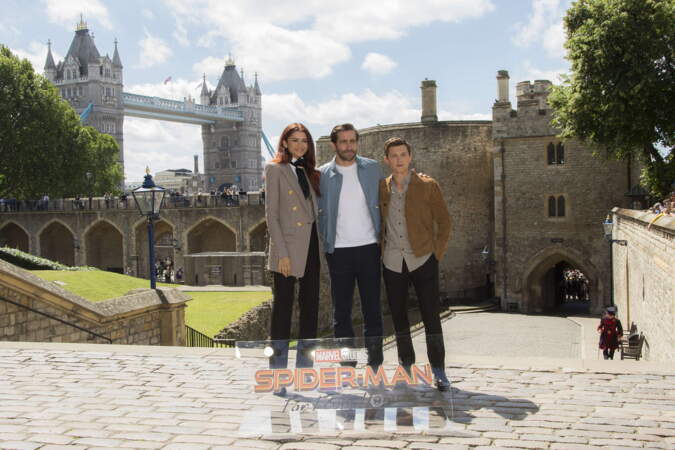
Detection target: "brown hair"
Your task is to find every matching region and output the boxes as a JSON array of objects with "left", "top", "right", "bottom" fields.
[
  {"left": 330, "top": 123, "right": 359, "bottom": 143},
  {"left": 383, "top": 137, "right": 411, "bottom": 157},
  {"left": 271, "top": 123, "right": 320, "bottom": 196}
]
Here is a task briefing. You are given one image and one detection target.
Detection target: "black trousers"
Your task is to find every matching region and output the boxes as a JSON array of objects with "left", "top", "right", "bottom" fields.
[
  {"left": 325, "top": 243, "right": 384, "bottom": 367},
  {"left": 383, "top": 255, "right": 445, "bottom": 369},
  {"left": 269, "top": 224, "right": 320, "bottom": 368}
]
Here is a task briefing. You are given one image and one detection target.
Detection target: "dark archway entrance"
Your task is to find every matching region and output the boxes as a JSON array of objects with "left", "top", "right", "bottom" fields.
[
  {"left": 187, "top": 218, "right": 236, "bottom": 253},
  {"left": 523, "top": 249, "right": 600, "bottom": 314},
  {"left": 0, "top": 222, "right": 29, "bottom": 252},
  {"left": 249, "top": 222, "right": 267, "bottom": 252},
  {"left": 85, "top": 221, "right": 123, "bottom": 272},
  {"left": 134, "top": 220, "right": 174, "bottom": 279},
  {"left": 40, "top": 222, "right": 75, "bottom": 266}
]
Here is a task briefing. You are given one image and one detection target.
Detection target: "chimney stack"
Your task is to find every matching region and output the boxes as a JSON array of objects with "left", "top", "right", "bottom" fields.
[
  {"left": 497, "top": 70, "right": 510, "bottom": 103},
  {"left": 420, "top": 79, "right": 438, "bottom": 123}
]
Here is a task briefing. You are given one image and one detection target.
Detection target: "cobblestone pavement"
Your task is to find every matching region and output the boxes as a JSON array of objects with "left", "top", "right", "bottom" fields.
[
  {"left": 0, "top": 342, "right": 674, "bottom": 449},
  {"left": 385, "top": 312, "right": 583, "bottom": 362}
]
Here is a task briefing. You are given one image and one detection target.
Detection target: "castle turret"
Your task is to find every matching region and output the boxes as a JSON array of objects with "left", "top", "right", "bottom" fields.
[
  {"left": 44, "top": 39, "right": 56, "bottom": 82},
  {"left": 200, "top": 73, "right": 209, "bottom": 105},
  {"left": 49, "top": 17, "right": 125, "bottom": 183},
  {"left": 420, "top": 79, "right": 438, "bottom": 123}
]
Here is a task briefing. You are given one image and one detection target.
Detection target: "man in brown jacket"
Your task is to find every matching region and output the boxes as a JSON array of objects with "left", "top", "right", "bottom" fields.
[{"left": 379, "top": 137, "right": 452, "bottom": 391}]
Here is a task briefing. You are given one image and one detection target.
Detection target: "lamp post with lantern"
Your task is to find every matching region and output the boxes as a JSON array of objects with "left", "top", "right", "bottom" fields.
[
  {"left": 132, "top": 168, "right": 165, "bottom": 289},
  {"left": 602, "top": 215, "right": 628, "bottom": 307}
]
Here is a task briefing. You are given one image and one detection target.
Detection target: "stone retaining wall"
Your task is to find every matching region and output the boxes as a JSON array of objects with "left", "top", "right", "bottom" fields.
[
  {"left": 0, "top": 259, "right": 189, "bottom": 346},
  {"left": 611, "top": 208, "right": 675, "bottom": 362}
]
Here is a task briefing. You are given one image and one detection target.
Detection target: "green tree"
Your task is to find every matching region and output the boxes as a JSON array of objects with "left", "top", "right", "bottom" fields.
[
  {"left": 549, "top": 0, "right": 675, "bottom": 199},
  {"left": 0, "top": 45, "right": 122, "bottom": 199}
]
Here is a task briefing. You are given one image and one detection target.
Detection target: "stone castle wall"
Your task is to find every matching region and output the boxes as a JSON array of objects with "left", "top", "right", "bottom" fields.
[
  {"left": 611, "top": 208, "right": 675, "bottom": 362},
  {"left": 316, "top": 121, "right": 494, "bottom": 298},
  {"left": 0, "top": 259, "right": 188, "bottom": 346}
]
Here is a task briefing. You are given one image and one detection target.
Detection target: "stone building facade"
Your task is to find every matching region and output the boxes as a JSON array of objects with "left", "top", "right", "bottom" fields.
[
  {"left": 200, "top": 59, "right": 264, "bottom": 192},
  {"left": 44, "top": 18, "right": 125, "bottom": 172},
  {"left": 317, "top": 72, "right": 640, "bottom": 314},
  {"left": 45, "top": 21, "right": 263, "bottom": 190},
  {"left": 610, "top": 208, "right": 674, "bottom": 362},
  {"left": 0, "top": 259, "right": 189, "bottom": 345}
]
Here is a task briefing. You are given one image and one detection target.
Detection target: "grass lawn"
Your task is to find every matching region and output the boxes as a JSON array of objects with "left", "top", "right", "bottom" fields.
[
  {"left": 31, "top": 270, "right": 173, "bottom": 302},
  {"left": 30, "top": 270, "right": 270, "bottom": 338},
  {"left": 183, "top": 291, "right": 270, "bottom": 338}
]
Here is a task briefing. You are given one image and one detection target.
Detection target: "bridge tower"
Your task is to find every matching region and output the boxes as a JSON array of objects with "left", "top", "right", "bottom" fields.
[
  {"left": 200, "top": 56, "right": 262, "bottom": 192},
  {"left": 44, "top": 16, "right": 125, "bottom": 179}
]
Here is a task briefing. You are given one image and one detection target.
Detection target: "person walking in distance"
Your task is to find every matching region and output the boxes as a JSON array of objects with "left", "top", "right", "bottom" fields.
[
  {"left": 598, "top": 307, "right": 623, "bottom": 360},
  {"left": 265, "top": 123, "right": 321, "bottom": 394},
  {"left": 379, "top": 137, "right": 452, "bottom": 391},
  {"left": 318, "top": 123, "right": 384, "bottom": 370}
]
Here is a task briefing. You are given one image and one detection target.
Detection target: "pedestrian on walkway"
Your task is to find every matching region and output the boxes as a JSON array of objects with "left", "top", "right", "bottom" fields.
[{"left": 598, "top": 308, "right": 623, "bottom": 360}]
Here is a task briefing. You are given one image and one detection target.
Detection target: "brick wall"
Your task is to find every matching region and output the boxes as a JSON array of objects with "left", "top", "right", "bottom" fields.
[{"left": 611, "top": 209, "right": 675, "bottom": 362}]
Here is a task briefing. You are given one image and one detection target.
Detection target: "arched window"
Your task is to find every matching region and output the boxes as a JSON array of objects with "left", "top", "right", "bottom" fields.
[
  {"left": 548, "top": 196, "right": 556, "bottom": 217},
  {"left": 557, "top": 196, "right": 566, "bottom": 217},
  {"left": 556, "top": 143, "right": 565, "bottom": 164}
]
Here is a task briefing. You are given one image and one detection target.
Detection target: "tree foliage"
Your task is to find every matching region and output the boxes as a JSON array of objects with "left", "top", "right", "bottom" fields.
[
  {"left": 549, "top": 0, "right": 675, "bottom": 198},
  {"left": 0, "top": 45, "right": 123, "bottom": 199}
]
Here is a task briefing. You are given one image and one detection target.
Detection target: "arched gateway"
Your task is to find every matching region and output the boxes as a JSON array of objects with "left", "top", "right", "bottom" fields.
[
  {"left": 39, "top": 221, "right": 75, "bottom": 266},
  {"left": 0, "top": 222, "right": 30, "bottom": 253},
  {"left": 521, "top": 247, "right": 604, "bottom": 314}
]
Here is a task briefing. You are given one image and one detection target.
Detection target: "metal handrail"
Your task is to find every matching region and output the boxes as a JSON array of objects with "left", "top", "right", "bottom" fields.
[
  {"left": 0, "top": 295, "right": 112, "bottom": 343},
  {"left": 185, "top": 325, "right": 234, "bottom": 348}
]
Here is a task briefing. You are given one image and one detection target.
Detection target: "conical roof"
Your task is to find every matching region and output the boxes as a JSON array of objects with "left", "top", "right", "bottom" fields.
[
  {"left": 44, "top": 41, "right": 56, "bottom": 70},
  {"left": 200, "top": 73, "right": 209, "bottom": 97},
  {"left": 63, "top": 26, "right": 101, "bottom": 76},
  {"left": 215, "top": 58, "right": 247, "bottom": 103},
  {"left": 112, "top": 39, "right": 122, "bottom": 68},
  {"left": 254, "top": 72, "right": 261, "bottom": 95}
]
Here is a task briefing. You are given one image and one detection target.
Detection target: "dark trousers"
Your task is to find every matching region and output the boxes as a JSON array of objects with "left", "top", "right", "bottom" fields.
[
  {"left": 269, "top": 224, "right": 320, "bottom": 369},
  {"left": 325, "top": 243, "right": 383, "bottom": 367},
  {"left": 383, "top": 255, "right": 445, "bottom": 369}
]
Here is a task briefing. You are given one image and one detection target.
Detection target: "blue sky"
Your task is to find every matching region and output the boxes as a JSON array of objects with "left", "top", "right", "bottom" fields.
[{"left": 2, "top": 0, "right": 571, "bottom": 181}]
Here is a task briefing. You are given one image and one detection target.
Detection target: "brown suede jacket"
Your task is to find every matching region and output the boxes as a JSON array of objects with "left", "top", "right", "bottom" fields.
[{"left": 379, "top": 170, "right": 452, "bottom": 261}]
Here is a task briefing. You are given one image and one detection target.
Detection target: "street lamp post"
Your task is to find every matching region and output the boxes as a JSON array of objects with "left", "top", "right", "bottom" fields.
[
  {"left": 85, "top": 171, "right": 92, "bottom": 209},
  {"left": 602, "top": 215, "right": 628, "bottom": 307},
  {"left": 132, "top": 168, "right": 165, "bottom": 289}
]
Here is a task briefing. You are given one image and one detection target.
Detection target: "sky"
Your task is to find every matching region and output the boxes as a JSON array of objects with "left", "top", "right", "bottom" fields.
[{"left": 2, "top": 0, "right": 571, "bottom": 181}]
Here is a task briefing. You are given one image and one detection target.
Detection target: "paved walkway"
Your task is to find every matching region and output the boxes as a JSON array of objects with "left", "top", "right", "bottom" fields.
[{"left": 0, "top": 341, "right": 673, "bottom": 449}]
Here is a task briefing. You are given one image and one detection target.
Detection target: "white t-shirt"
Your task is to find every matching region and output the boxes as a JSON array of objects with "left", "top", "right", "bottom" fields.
[{"left": 335, "top": 163, "right": 377, "bottom": 248}]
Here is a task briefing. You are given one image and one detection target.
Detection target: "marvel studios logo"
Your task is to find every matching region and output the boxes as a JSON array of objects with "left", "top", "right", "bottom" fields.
[{"left": 314, "top": 348, "right": 367, "bottom": 363}]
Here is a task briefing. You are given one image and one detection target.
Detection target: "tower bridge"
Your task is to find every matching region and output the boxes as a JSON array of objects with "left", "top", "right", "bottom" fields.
[
  {"left": 44, "top": 17, "right": 264, "bottom": 192},
  {"left": 122, "top": 92, "right": 244, "bottom": 125}
]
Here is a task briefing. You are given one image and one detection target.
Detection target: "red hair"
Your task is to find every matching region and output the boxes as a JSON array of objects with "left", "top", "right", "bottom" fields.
[{"left": 271, "top": 123, "right": 321, "bottom": 196}]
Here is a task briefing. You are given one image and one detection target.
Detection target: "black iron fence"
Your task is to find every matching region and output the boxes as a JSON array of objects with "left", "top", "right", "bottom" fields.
[{"left": 185, "top": 325, "right": 234, "bottom": 348}]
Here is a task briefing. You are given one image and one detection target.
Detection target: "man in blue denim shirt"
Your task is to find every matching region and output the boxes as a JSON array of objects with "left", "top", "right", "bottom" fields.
[{"left": 318, "top": 123, "right": 384, "bottom": 369}]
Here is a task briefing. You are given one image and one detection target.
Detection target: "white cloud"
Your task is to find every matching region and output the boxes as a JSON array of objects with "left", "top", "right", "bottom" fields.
[
  {"left": 263, "top": 89, "right": 489, "bottom": 132},
  {"left": 137, "top": 29, "right": 172, "bottom": 68},
  {"left": 0, "top": 21, "right": 21, "bottom": 37},
  {"left": 361, "top": 52, "right": 397, "bottom": 76},
  {"left": 10, "top": 41, "right": 63, "bottom": 73},
  {"left": 124, "top": 118, "right": 203, "bottom": 180},
  {"left": 127, "top": 78, "right": 209, "bottom": 100},
  {"left": 164, "top": 0, "right": 495, "bottom": 82},
  {"left": 141, "top": 9, "right": 155, "bottom": 20},
  {"left": 173, "top": 16, "right": 190, "bottom": 47},
  {"left": 513, "top": 0, "right": 568, "bottom": 58},
  {"left": 517, "top": 60, "right": 567, "bottom": 85},
  {"left": 42, "top": 0, "right": 112, "bottom": 30}
]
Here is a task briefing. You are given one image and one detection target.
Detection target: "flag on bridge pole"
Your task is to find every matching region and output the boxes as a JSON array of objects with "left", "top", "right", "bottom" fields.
[
  {"left": 163, "top": 76, "right": 172, "bottom": 84},
  {"left": 80, "top": 103, "right": 94, "bottom": 123}
]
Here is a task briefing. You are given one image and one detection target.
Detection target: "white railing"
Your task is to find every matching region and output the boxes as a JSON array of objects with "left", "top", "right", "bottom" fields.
[{"left": 122, "top": 92, "right": 243, "bottom": 121}]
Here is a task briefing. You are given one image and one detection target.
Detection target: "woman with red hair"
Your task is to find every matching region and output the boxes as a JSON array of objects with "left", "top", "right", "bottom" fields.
[{"left": 264, "top": 123, "right": 321, "bottom": 389}]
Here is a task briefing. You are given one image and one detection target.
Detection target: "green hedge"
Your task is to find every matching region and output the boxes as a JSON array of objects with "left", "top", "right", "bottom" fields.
[{"left": 0, "top": 247, "right": 93, "bottom": 271}]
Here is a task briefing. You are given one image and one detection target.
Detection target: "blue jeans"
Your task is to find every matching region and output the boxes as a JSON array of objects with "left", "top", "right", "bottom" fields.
[{"left": 326, "top": 243, "right": 383, "bottom": 367}]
